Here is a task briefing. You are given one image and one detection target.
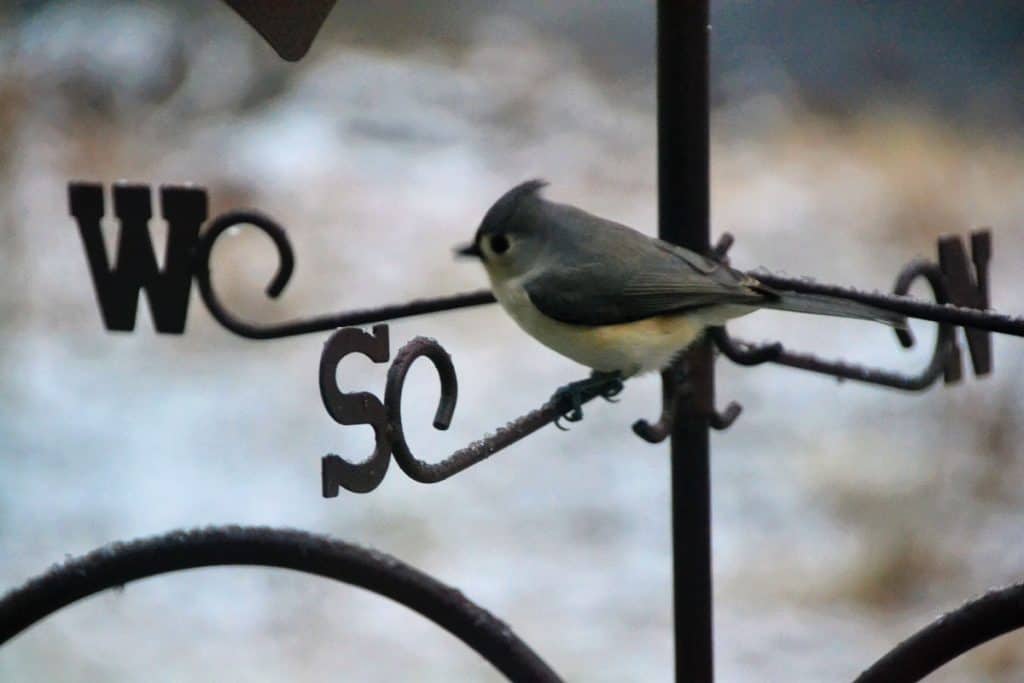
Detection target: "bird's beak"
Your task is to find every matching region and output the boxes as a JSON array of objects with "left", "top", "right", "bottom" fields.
[{"left": 455, "top": 242, "right": 482, "bottom": 259}]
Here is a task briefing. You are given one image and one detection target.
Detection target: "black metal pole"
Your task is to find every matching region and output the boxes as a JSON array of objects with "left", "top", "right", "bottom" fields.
[{"left": 658, "top": 2, "right": 713, "bottom": 682}]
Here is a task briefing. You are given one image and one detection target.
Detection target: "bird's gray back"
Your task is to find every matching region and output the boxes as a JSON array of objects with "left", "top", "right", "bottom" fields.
[{"left": 522, "top": 200, "right": 769, "bottom": 326}]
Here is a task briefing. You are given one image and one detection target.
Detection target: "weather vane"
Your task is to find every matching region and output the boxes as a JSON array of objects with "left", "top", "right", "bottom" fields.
[
  {"left": 11, "top": 2, "right": 1021, "bottom": 681},
  {"left": 67, "top": 172, "right": 1018, "bottom": 494}
]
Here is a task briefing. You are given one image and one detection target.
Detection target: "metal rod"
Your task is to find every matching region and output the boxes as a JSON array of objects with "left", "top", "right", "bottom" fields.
[
  {"left": 659, "top": 2, "right": 714, "bottom": 681},
  {"left": 754, "top": 272, "right": 1024, "bottom": 337},
  {"left": 192, "top": 206, "right": 1019, "bottom": 345},
  {"left": 194, "top": 209, "right": 495, "bottom": 340},
  {"left": 710, "top": 259, "right": 964, "bottom": 391}
]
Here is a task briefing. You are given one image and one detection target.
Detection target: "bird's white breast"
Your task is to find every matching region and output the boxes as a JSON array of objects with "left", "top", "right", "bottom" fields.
[{"left": 489, "top": 275, "right": 707, "bottom": 376}]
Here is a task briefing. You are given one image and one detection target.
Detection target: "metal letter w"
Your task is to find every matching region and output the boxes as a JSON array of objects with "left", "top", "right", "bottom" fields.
[{"left": 68, "top": 182, "right": 207, "bottom": 333}]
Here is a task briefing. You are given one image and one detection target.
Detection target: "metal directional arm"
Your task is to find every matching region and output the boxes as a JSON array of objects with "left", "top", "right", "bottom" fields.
[
  {"left": 194, "top": 210, "right": 494, "bottom": 340},
  {"left": 319, "top": 327, "right": 620, "bottom": 495}
]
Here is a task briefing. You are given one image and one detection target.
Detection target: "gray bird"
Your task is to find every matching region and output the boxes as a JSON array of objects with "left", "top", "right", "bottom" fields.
[{"left": 457, "top": 180, "right": 903, "bottom": 411}]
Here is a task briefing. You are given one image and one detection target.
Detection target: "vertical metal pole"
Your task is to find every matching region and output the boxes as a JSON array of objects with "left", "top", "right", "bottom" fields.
[{"left": 658, "top": 2, "right": 713, "bottom": 682}]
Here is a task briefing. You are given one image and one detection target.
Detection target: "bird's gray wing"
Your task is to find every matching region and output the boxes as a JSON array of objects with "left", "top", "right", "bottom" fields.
[{"left": 522, "top": 226, "right": 772, "bottom": 326}]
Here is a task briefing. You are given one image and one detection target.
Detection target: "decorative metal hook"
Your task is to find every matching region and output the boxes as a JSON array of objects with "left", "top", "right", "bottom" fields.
[
  {"left": 193, "top": 209, "right": 496, "bottom": 340},
  {"left": 632, "top": 392, "right": 742, "bottom": 443},
  {"left": 194, "top": 210, "right": 295, "bottom": 326},
  {"left": 320, "top": 326, "right": 623, "bottom": 494},
  {"left": 631, "top": 362, "right": 744, "bottom": 444},
  {"left": 631, "top": 368, "right": 679, "bottom": 444}
]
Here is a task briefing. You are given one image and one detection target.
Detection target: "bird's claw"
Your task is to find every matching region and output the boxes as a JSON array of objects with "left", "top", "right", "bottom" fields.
[
  {"left": 552, "top": 384, "right": 586, "bottom": 427},
  {"left": 599, "top": 379, "right": 624, "bottom": 402},
  {"left": 550, "top": 372, "right": 623, "bottom": 428},
  {"left": 554, "top": 407, "right": 583, "bottom": 431},
  {"left": 563, "top": 404, "right": 585, "bottom": 422}
]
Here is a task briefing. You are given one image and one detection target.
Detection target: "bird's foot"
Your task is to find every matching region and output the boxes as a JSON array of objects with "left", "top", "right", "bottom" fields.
[
  {"left": 598, "top": 372, "right": 625, "bottom": 402},
  {"left": 551, "top": 371, "right": 624, "bottom": 430}
]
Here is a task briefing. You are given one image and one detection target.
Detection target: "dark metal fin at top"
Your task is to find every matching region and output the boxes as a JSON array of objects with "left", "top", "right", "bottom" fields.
[{"left": 221, "top": 0, "right": 338, "bottom": 61}]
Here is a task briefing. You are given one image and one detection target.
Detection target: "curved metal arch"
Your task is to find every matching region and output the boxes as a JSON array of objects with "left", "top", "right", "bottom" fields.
[
  {"left": 0, "top": 526, "right": 561, "bottom": 683},
  {"left": 855, "top": 580, "right": 1024, "bottom": 682}
]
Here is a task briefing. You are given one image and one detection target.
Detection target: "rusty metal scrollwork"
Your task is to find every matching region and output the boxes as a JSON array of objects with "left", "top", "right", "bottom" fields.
[
  {"left": 194, "top": 211, "right": 494, "bottom": 340},
  {"left": 319, "top": 326, "right": 621, "bottom": 494},
  {"left": 711, "top": 257, "right": 960, "bottom": 391}
]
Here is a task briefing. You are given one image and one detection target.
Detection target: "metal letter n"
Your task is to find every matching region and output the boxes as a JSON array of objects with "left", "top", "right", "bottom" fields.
[{"left": 938, "top": 229, "right": 992, "bottom": 379}]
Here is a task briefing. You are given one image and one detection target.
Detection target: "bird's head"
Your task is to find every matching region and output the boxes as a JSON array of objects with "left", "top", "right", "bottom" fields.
[{"left": 455, "top": 179, "right": 549, "bottom": 280}]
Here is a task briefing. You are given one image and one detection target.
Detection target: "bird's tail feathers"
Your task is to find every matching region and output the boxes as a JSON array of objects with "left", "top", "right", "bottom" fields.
[{"left": 761, "top": 291, "right": 907, "bottom": 328}]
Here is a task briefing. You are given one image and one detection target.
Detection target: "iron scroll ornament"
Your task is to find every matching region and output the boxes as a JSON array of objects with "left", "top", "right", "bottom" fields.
[{"left": 0, "top": 526, "right": 561, "bottom": 682}]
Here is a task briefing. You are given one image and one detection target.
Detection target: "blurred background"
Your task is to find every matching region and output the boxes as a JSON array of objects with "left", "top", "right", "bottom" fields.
[{"left": 1, "top": 1, "right": 1023, "bottom": 681}]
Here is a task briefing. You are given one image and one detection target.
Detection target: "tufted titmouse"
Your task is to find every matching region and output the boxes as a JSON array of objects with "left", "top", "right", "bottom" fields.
[{"left": 456, "top": 180, "right": 904, "bottom": 383}]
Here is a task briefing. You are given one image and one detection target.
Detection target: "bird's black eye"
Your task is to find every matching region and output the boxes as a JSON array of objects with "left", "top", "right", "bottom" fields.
[{"left": 490, "top": 234, "right": 510, "bottom": 255}]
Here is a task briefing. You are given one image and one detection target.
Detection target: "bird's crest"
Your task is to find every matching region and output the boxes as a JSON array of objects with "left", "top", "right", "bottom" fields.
[{"left": 477, "top": 179, "right": 548, "bottom": 237}]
